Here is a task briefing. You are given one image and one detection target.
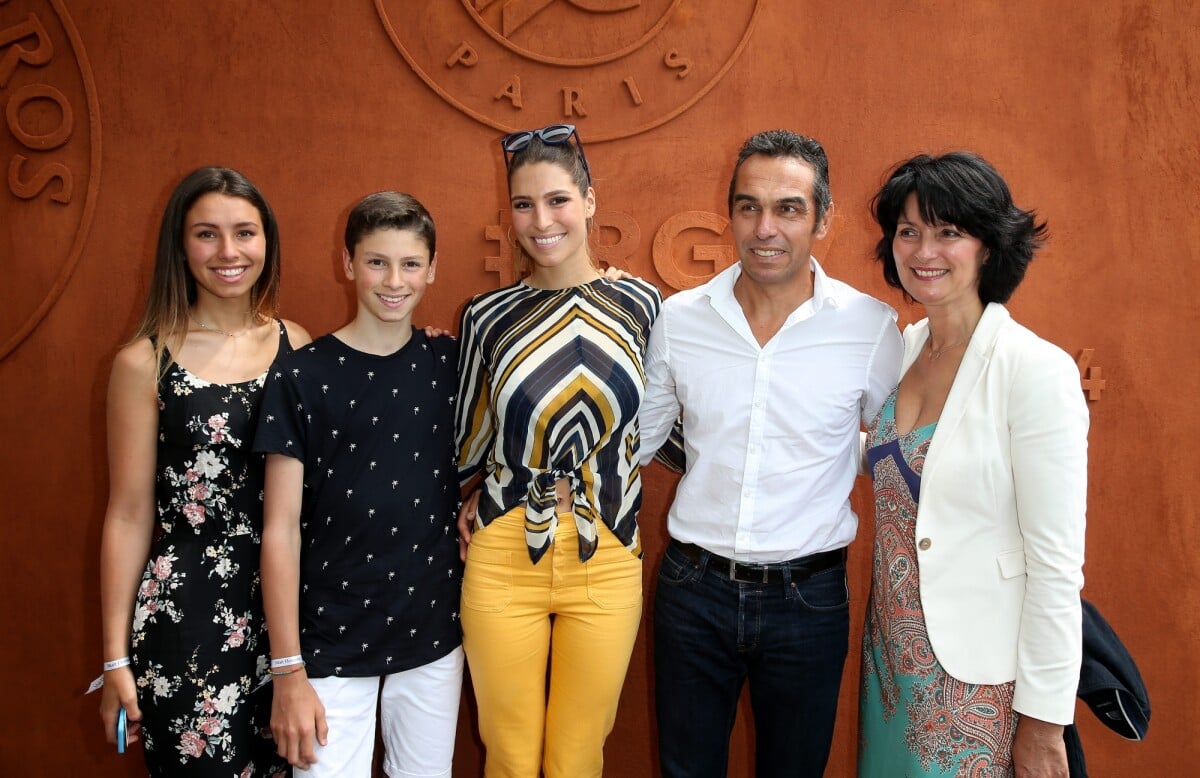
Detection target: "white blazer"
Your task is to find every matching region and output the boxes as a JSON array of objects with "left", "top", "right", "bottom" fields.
[{"left": 904, "top": 303, "right": 1088, "bottom": 725}]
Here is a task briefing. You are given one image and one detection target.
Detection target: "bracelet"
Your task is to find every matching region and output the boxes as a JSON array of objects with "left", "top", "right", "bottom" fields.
[
  {"left": 269, "top": 654, "right": 304, "bottom": 669},
  {"left": 103, "top": 657, "right": 131, "bottom": 672},
  {"left": 268, "top": 662, "right": 306, "bottom": 677}
]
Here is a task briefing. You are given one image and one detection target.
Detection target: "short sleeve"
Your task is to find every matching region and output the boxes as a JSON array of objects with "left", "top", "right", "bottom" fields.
[{"left": 254, "top": 360, "right": 308, "bottom": 461}]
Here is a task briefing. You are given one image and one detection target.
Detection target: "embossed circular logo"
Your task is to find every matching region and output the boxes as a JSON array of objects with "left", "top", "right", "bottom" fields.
[
  {"left": 375, "top": 0, "right": 760, "bottom": 142},
  {"left": 0, "top": 0, "right": 100, "bottom": 359}
]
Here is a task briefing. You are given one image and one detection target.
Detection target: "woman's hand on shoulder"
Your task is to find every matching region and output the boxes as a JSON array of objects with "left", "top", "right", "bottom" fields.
[
  {"left": 281, "top": 319, "right": 313, "bottom": 348},
  {"left": 1012, "top": 715, "right": 1068, "bottom": 777},
  {"left": 422, "top": 325, "right": 455, "bottom": 339}
]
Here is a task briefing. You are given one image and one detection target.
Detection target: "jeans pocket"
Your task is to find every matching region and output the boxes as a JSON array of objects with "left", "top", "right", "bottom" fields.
[
  {"left": 657, "top": 543, "right": 703, "bottom": 586},
  {"left": 586, "top": 552, "right": 643, "bottom": 610},
  {"left": 461, "top": 545, "right": 513, "bottom": 613},
  {"left": 792, "top": 566, "right": 850, "bottom": 611}
]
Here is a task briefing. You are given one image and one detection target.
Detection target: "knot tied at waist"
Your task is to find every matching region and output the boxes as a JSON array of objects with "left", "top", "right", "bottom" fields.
[{"left": 524, "top": 469, "right": 599, "bottom": 564}]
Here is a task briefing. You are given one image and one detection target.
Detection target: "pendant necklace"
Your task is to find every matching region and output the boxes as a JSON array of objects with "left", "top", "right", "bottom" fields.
[
  {"left": 926, "top": 338, "right": 967, "bottom": 361},
  {"left": 190, "top": 315, "right": 253, "bottom": 338}
]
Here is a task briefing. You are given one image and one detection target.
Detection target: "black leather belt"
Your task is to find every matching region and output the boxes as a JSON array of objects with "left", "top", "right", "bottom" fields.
[{"left": 672, "top": 540, "right": 846, "bottom": 584}]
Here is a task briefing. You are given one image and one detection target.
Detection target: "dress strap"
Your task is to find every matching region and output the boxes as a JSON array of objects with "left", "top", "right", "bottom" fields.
[
  {"left": 275, "top": 318, "right": 294, "bottom": 355},
  {"left": 147, "top": 335, "right": 173, "bottom": 383}
]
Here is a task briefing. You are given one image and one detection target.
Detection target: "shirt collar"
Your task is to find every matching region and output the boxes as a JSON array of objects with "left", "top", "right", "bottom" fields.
[
  {"left": 705, "top": 256, "right": 841, "bottom": 315},
  {"left": 809, "top": 256, "right": 839, "bottom": 312}
]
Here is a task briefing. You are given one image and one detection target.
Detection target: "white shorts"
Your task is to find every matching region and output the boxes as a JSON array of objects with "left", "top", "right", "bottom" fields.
[{"left": 295, "top": 647, "right": 464, "bottom": 778}]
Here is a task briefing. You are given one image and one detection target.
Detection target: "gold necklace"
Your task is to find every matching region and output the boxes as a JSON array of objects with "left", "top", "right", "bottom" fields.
[
  {"left": 190, "top": 315, "right": 253, "bottom": 338},
  {"left": 926, "top": 338, "right": 967, "bottom": 361}
]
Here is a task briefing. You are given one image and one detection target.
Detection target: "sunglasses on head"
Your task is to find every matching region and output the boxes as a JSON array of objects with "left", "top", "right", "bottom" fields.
[{"left": 500, "top": 124, "right": 592, "bottom": 185}]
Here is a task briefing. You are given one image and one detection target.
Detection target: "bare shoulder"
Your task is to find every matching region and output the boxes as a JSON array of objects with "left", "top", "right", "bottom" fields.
[
  {"left": 281, "top": 318, "right": 313, "bottom": 348},
  {"left": 107, "top": 337, "right": 159, "bottom": 412},
  {"left": 111, "top": 337, "right": 157, "bottom": 383}
]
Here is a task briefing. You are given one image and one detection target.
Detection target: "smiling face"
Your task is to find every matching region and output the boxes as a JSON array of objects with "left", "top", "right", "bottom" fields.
[
  {"left": 508, "top": 160, "right": 596, "bottom": 287},
  {"left": 344, "top": 227, "right": 435, "bottom": 327},
  {"left": 893, "top": 192, "right": 987, "bottom": 313},
  {"left": 183, "top": 193, "right": 267, "bottom": 302},
  {"left": 729, "top": 154, "right": 832, "bottom": 294}
]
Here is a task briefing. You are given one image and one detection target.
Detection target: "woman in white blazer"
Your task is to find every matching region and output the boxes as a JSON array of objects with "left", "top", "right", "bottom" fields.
[{"left": 857, "top": 152, "right": 1088, "bottom": 778}]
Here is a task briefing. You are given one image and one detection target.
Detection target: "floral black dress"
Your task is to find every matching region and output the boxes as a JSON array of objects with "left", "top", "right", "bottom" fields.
[{"left": 129, "top": 323, "right": 291, "bottom": 776}]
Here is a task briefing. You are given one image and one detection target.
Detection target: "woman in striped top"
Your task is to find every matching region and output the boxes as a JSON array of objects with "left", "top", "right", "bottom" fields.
[{"left": 455, "top": 125, "right": 662, "bottom": 777}]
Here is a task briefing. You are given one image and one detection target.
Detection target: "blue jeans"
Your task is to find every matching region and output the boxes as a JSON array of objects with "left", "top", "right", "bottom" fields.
[{"left": 654, "top": 541, "right": 850, "bottom": 778}]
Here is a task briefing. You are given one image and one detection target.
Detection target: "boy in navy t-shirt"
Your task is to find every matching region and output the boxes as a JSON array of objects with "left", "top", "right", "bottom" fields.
[{"left": 256, "top": 192, "right": 462, "bottom": 777}]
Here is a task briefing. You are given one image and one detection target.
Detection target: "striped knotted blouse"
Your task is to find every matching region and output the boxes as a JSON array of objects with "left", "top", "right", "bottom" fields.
[{"left": 455, "top": 276, "right": 662, "bottom": 563}]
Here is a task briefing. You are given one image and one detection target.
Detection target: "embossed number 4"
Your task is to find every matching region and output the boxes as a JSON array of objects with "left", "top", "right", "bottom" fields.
[{"left": 1076, "top": 349, "right": 1106, "bottom": 402}]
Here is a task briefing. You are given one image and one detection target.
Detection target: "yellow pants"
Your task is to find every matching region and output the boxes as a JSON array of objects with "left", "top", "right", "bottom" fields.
[{"left": 461, "top": 506, "right": 643, "bottom": 778}]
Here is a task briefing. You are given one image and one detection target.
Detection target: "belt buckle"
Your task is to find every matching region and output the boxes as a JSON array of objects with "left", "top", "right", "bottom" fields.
[{"left": 727, "top": 559, "right": 770, "bottom": 584}]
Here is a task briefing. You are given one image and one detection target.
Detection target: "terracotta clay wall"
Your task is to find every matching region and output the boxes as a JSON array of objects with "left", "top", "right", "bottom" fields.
[{"left": 1, "top": 1, "right": 1196, "bottom": 774}]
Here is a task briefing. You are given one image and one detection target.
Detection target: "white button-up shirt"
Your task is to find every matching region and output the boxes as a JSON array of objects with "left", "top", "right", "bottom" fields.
[{"left": 640, "top": 259, "right": 902, "bottom": 562}]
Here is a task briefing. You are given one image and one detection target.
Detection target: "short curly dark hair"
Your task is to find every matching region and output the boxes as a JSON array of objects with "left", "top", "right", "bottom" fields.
[{"left": 871, "top": 152, "right": 1047, "bottom": 304}]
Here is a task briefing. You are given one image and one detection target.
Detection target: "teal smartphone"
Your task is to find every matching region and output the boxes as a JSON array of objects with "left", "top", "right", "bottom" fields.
[{"left": 116, "top": 707, "right": 127, "bottom": 754}]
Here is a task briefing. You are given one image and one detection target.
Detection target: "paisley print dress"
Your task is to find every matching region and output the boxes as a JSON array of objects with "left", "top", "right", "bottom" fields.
[
  {"left": 129, "top": 323, "right": 290, "bottom": 776},
  {"left": 858, "top": 389, "right": 1016, "bottom": 778}
]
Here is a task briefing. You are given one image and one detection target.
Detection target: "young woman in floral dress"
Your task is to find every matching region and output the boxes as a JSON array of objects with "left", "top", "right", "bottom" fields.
[{"left": 98, "top": 167, "right": 310, "bottom": 775}]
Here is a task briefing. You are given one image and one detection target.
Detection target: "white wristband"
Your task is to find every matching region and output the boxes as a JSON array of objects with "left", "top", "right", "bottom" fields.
[
  {"left": 269, "top": 654, "right": 304, "bottom": 669},
  {"left": 103, "top": 657, "right": 131, "bottom": 672}
]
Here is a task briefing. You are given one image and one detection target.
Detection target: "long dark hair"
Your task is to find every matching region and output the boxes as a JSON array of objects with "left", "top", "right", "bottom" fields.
[{"left": 131, "top": 167, "right": 281, "bottom": 365}]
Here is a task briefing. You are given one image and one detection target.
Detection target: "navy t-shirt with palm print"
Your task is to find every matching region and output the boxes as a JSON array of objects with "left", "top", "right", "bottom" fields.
[{"left": 254, "top": 330, "right": 463, "bottom": 677}]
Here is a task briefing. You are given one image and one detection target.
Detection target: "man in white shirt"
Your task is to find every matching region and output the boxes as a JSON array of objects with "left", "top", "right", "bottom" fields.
[{"left": 640, "top": 129, "right": 903, "bottom": 777}]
